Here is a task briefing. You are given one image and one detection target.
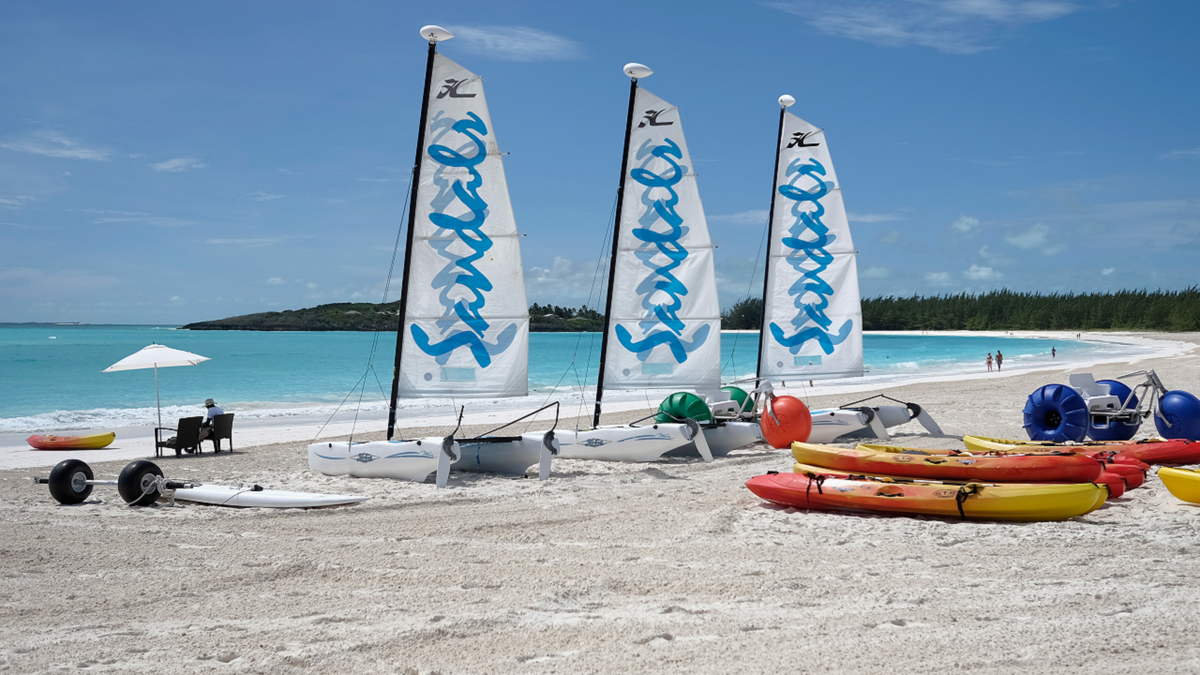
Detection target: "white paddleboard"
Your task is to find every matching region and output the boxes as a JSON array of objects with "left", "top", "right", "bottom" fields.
[{"left": 170, "top": 484, "right": 370, "bottom": 508}]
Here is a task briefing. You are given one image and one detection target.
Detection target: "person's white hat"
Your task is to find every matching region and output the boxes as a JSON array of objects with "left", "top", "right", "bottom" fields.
[{"left": 204, "top": 398, "right": 216, "bottom": 407}]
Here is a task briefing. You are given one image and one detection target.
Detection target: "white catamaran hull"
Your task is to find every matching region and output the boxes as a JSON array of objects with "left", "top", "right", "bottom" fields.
[
  {"left": 453, "top": 433, "right": 557, "bottom": 476},
  {"left": 806, "top": 405, "right": 930, "bottom": 444},
  {"left": 556, "top": 423, "right": 708, "bottom": 462},
  {"left": 308, "top": 439, "right": 448, "bottom": 483},
  {"left": 701, "top": 421, "right": 764, "bottom": 455}
]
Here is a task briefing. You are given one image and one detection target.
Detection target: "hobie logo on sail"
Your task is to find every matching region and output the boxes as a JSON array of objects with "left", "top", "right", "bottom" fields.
[
  {"left": 411, "top": 110, "right": 516, "bottom": 370},
  {"left": 769, "top": 157, "right": 853, "bottom": 356},
  {"left": 638, "top": 109, "right": 674, "bottom": 128},
  {"left": 436, "top": 79, "right": 476, "bottom": 99},
  {"left": 615, "top": 138, "right": 710, "bottom": 367},
  {"left": 787, "top": 131, "right": 820, "bottom": 148}
]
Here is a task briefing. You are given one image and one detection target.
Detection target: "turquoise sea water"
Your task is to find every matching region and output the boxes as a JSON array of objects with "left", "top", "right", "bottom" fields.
[{"left": 0, "top": 324, "right": 1154, "bottom": 433}]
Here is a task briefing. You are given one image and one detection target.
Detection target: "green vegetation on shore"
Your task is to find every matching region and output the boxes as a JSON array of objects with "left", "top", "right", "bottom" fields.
[{"left": 181, "top": 289, "right": 1200, "bottom": 332}]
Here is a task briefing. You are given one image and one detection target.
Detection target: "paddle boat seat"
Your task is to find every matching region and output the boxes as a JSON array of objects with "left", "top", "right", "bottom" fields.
[{"left": 1069, "top": 373, "right": 1123, "bottom": 413}]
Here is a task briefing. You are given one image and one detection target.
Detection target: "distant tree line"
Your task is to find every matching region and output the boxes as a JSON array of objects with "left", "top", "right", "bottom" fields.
[
  {"left": 717, "top": 288, "right": 1200, "bottom": 332},
  {"left": 183, "top": 289, "right": 1200, "bottom": 333},
  {"left": 529, "top": 303, "right": 604, "bottom": 332}
]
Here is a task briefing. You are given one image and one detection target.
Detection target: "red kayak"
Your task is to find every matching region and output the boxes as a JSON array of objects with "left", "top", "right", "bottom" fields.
[
  {"left": 1095, "top": 471, "right": 1127, "bottom": 499},
  {"left": 965, "top": 436, "right": 1200, "bottom": 465},
  {"left": 1096, "top": 462, "right": 1146, "bottom": 490}
]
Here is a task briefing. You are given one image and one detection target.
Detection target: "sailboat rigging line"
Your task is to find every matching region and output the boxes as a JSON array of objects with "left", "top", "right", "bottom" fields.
[
  {"left": 310, "top": 134, "right": 417, "bottom": 443},
  {"left": 593, "top": 74, "right": 641, "bottom": 429},
  {"left": 549, "top": 189, "right": 620, "bottom": 425},
  {"left": 722, "top": 209, "right": 771, "bottom": 382},
  {"left": 387, "top": 35, "right": 440, "bottom": 441},
  {"left": 473, "top": 401, "right": 561, "bottom": 439},
  {"left": 576, "top": 191, "right": 619, "bottom": 378},
  {"left": 310, "top": 368, "right": 373, "bottom": 444}
]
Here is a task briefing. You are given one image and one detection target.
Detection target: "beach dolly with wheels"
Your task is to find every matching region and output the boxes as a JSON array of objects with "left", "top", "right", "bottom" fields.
[
  {"left": 34, "top": 459, "right": 194, "bottom": 506},
  {"left": 34, "top": 459, "right": 372, "bottom": 508}
]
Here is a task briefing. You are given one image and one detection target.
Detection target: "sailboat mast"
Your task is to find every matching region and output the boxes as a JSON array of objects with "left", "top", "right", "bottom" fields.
[
  {"left": 755, "top": 95, "right": 795, "bottom": 384},
  {"left": 388, "top": 28, "right": 446, "bottom": 440},
  {"left": 593, "top": 66, "right": 645, "bottom": 429}
]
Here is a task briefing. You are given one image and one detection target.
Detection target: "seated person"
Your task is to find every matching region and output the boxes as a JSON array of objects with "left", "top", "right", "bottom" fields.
[{"left": 198, "top": 398, "right": 225, "bottom": 445}]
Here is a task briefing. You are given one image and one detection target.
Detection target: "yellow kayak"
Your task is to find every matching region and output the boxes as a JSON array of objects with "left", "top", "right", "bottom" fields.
[
  {"left": 27, "top": 432, "right": 116, "bottom": 451},
  {"left": 784, "top": 462, "right": 1107, "bottom": 521},
  {"left": 1158, "top": 467, "right": 1200, "bottom": 504}
]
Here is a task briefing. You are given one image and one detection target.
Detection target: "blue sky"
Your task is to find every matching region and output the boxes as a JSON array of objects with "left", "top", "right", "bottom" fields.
[{"left": 2, "top": 0, "right": 1198, "bottom": 325}]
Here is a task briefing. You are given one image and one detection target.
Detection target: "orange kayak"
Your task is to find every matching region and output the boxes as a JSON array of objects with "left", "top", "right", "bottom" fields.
[
  {"left": 963, "top": 435, "right": 1200, "bottom": 465},
  {"left": 27, "top": 432, "right": 116, "bottom": 450},
  {"left": 747, "top": 471, "right": 1107, "bottom": 522},
  {"left": 793, "top": 442, "right": 1104, "bottom": 483}
]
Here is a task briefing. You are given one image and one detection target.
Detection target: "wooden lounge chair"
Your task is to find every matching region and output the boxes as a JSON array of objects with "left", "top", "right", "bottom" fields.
[
  {"left": 208, "top": 413, "right": 235, "bottom": 453},
  {"left": 155, "top": 416, "right": 203, "bottom": 457}
]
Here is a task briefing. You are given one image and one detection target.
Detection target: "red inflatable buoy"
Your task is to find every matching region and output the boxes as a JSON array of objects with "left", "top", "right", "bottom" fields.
[{"left": 760, "top": 395, "right": 813, "bottom": 449}]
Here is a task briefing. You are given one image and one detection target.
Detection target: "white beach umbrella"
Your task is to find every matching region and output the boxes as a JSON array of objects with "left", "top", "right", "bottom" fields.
[{"left": 102, "top": 343, "right": 211, "bottom": 429}]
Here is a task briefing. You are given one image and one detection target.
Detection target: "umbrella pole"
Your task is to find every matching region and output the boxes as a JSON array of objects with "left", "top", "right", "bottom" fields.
[{"left": 154, "top": 364, "right": 161, "bottom": 431}]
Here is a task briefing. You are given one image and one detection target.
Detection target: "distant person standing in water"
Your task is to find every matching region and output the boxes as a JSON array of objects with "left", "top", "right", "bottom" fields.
[
  {"left": 996, "top": 350, "right": 1004, "bottom": 371},
  {"left": 986, "top": 353, "right": 993, "bottom": 372},
  {"left": 1052, "top": 346, "right": 1056, "bottom": 358}
]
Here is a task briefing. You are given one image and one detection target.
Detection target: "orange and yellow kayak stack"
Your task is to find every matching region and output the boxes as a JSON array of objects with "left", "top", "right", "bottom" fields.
[{"left": 747, "top": 467, "right": 1106, "bottom": 522}]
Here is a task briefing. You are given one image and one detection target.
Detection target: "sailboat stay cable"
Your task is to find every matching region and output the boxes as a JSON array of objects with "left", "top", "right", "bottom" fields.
[
  {"left": 720, "top": 210, "right": 771, "bottom": 384},
  {"left": 387, "top": 37, "right": 440, "bottom": 441},
  {"left": 308, "top": 163, "right": 416, "bottom": 444},
  {"left": 593, "top": 75, "right": 641, "bottom": 429}
]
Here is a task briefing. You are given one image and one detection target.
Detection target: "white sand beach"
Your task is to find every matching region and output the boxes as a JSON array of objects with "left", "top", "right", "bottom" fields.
[{"left": 2, "top": 331, "right": 1199, "bottom": 673}]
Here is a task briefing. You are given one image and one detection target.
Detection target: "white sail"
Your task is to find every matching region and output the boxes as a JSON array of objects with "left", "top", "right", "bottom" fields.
[
  {"left": 759, "top": 112, "right": 863, "bottom": 381},
  {"left": 602, "top": 88, "right": 722, "bottom": 393},
  {"left": 398, "top": 53, "right": 529, "bottom": 398}
]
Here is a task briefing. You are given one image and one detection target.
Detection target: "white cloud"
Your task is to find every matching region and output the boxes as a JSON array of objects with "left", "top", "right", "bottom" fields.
[
  {"left": 448, "top": 25, "right": 585, "bottom": 62},
  {"left": 1102, "top": 267, "right": 1115, "bottom": 275},
  {"left": 951, "top": 215, "right": 980, "bottom": 234},
  {"left": 848, "top": 212, "right": 902, "bottom": 223},
  {"left": 862, "top": 266, "right": 891, "bottom": 278},
  {"left": 152, "top": 157, "right": 207, "bottom": 172},
  {"left": 306, "top": 282, "right": 317, "bottom": 290},
  {"left": 266, "top": 277, "right": 284, "bottom": 285},
  {"left": 0, "top": 130, "right": 112, "bottom": 160},
  {"left": 925, "top": 271, "right": 952, "bottom": 285},
  {"left": 0, "top": 195, "right": 36, "bottom": 208},
  {"left": 770, "top": 0, "right": 1083, "bottom": 54},
  {"left": 251, "top": 191, "right": 283, "bottom": 201},
  {"left": 709, "top": 209, "right": 769, "bottom": 225},
  {"left": 1160, "top": 147, "right": 1200, "bottom": 159},
  {"left": 169, "top": 295, "right": 184, "bottom": 304},
  {"left": 963, "top": 264, "right": 1002, "bottom": 280},
  {"left": 92, "top": 214, "right": 195, "bottom": 228},
  {"left": 204, "top": 237, "right": 285, "bottom": 247},
  {"left": 1004, "top": 223, "right": 1063, "bottom": 254},
  {"left": 525, "top": 255, "right": 608, "bottom": 307},
  {"left": 876, "top": 230, "right": 902, "bottom": 245}
]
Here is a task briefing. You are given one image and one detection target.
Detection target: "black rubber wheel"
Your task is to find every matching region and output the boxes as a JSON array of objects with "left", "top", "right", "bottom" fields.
[
  {"left": 48, "top": 459, "right": 94, "bottom": 505},
  {"left": 118, "top": 460, "right": 163, "bottom": 506}
]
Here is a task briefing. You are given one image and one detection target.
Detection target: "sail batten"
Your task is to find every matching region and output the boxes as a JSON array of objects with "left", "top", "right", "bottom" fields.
[
  {"left": 398, "top": 53, "right": 530, "bottom": 398},
  {"left": 759, "top": 112, "right": 863, "bottom": 382},
  {"left": 601, "top": 87, "right": 721, "bottom": 393}
]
